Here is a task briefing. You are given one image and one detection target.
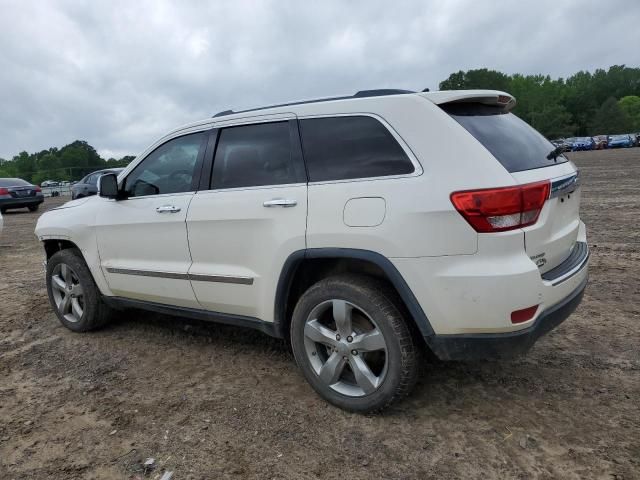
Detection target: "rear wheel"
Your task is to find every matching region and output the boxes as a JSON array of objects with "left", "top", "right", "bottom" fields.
[
  {"left": 46, "top": 249, "right": 115, "bottom": 332},
  {"left": 290, "top": 274, "right": 419, "bottom": 413},
  {"left": 28, "top": 205, "right": 39, "bottom": 212}
]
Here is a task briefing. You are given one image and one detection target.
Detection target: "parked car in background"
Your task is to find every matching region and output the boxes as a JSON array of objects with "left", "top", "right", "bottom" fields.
[
  {"left": 36, "top": 89, "right": 588, "bottom": 412},
  {"left": 592, "top": 135, "right": 608, "bottom": 149},
  {"left": 71, "top": 168, "right": 125, "bottom": 200},
  {"left": 41, "top": 180, "right": 60, "bottom": 187},
  {"left": 0, "top": 178, "right": 45, "bottom": 213},
  {"left": 569, "top": 137, "right": 595, "bottom": 151},
  {"left": 607, "top": 134, "right": 634, "bottom": 148},
  {"left": 629, "top": 133, "right": 640, "bottom": 147}
]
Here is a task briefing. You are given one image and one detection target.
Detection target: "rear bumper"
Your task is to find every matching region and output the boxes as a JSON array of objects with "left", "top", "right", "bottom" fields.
[
  {"left": 0, "top": 197, "right": 44, "bottom": 209},
  {"left": 425, "top": 275, "right": 587, "bottom": 360}
]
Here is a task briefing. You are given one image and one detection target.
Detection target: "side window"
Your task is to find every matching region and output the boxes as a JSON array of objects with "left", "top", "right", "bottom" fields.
[
  {"left": 212, "top": 122, "right": 301, "bottom": 189},
  {"left": 124, "top": 132, "right": 205, "bottom": 197},
  {"left": 299, "top": 116, "right": 414, "bottom": 182},
  {"left": 86, "top": 173, "right": 100, "bottom": 186}
]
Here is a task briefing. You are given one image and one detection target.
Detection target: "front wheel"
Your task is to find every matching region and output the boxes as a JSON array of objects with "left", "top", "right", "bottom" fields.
[
  {"left": 290, "top": 274, "right": 419, "bottom": 413},
  {"left": 28, "top": 204, "right": 39, "bottom": 212},
  {"left": 46, "top": 248, "right": 115, "bottom": 332}
]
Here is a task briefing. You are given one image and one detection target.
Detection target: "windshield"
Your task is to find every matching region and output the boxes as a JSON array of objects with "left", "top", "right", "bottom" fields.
[
  {"left": 0, "top": 178, "right": 30, "bottom": 187},
  {"left": 442, "top": 103, "right": 568, "bottom": 173}
]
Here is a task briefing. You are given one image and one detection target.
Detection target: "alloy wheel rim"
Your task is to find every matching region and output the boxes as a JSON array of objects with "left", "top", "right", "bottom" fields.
[
  {"left": 50, "top": 263, "right": 84, "bottom": 323},
  {"left": 303, "top": 299, "right": 388, "bottom": 397}
]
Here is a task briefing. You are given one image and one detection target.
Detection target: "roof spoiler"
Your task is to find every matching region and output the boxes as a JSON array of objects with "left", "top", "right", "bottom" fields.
[{"left": 423, "top": 90, "right": 517, "bottom": 111}]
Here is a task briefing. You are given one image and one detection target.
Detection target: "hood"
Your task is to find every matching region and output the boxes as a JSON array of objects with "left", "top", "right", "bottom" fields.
[{"left": 52, "top": 196, "right": 92, "bottom": 210}]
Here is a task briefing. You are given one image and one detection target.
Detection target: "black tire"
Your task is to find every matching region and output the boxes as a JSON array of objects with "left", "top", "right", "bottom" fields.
[
  {"left": 290, "top": 274, "right": 419, "bottom": 413},
  {"left": 28, "top": 204, "right": 39, "bottom": 212},
  {"left": 0, "top": 207, "right": 5, "bottom": 214},
  {"left": 46, "top": 248, "right": 115, "bottom": 332}
]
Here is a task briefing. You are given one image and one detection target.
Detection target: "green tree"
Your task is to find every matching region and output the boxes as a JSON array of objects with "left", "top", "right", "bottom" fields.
[
  {"left": 0, "top": 140, "right": 134, "bottom": 183},
  {"left": 439, "top": 68, "right": 511, "bottom": 92},
  {"left": 618, "top": 95, "right": 640, "bottom": 130},
  {"left": 529, "top": 104, "right": 575, "bottom": 139},
  {"left": 438, "top": 65, "right": 640, "bottom": 137},
  {"left": 589, "top": 97, "right": 632, "bottom": 135}
]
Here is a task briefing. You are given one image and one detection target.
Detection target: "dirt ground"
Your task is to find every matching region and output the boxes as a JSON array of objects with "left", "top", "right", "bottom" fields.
[{"left": 1, "top": 148, "right": 639, "bottom": 480}]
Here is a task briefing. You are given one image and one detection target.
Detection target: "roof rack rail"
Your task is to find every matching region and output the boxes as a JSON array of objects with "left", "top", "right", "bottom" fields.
[
  {"left": 212, "top": 88, "right": 416, "bottom": 118},
  {"left": 213, "top": 109, "right": 234, "bottom": 117},
  {"left": 353, "top": 89, "right": 415, "bottom": 97}
]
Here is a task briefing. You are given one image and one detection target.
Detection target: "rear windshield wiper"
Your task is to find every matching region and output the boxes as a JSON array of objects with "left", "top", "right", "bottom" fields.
[{"left": 546, "top": 146, "right": 564, "bottom": 162}]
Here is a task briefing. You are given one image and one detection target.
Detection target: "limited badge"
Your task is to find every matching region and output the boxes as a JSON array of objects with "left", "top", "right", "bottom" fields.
[{"left": 530, "top": 252, "right": 547, "bottom": 268}]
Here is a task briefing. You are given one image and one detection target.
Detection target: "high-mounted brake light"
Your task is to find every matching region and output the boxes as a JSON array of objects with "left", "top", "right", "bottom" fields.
[{"left": 450, "top": 180, "right": 550, "bottom": 233}]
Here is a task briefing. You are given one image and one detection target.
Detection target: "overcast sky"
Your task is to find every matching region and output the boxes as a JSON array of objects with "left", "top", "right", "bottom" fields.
[{"left": 0, "top": 0, "right": 638, "bottom": 159}]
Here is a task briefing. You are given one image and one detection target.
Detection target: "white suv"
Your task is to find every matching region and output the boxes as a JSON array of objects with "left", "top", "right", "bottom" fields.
[{"left": 35, "top": 89, "right": 589, "bottom": 412}]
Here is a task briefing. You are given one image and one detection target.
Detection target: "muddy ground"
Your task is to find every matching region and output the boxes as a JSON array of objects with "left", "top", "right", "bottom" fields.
[{"left": 1, "top": 148, "right": 639, "bottom": 480}]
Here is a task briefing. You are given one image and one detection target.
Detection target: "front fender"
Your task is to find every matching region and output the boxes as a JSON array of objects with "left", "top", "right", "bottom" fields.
[{"left": 35, "top": 199, "right": 113, "bottom": 296}]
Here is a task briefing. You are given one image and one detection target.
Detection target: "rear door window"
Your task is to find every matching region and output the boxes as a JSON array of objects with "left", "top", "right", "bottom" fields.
[
  {"left": 211, "top": 121, "right": 304, "bottom": 189},
  {"left": 86, "top": 173, "right": 101, "bottom": 185},
  {"left": 299, "top": 116, "right": 414, "bottom": 182},
  {"left": 442, "top": 103, "right": 568, "bottom": 173}
]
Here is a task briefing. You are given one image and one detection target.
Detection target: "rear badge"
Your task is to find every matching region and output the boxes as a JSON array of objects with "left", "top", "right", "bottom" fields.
[{"left": 530, "top": 252, "right": 547, "bottom": 268}]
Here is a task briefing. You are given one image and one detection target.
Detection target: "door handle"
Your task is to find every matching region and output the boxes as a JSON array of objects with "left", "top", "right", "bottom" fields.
[
  {"left": 263, "top": 198, "right": 297, "bottom": 208},
  {"left": 156, "top": 205, "right": 181, "bottom": 213}
]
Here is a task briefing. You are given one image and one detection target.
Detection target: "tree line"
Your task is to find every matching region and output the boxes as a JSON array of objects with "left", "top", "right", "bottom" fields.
[
  {"left": 2, "top": 65, "right": 639, "bottom": 184},
  {"left": 439, "top": 65, "right": 640, "bottom": 139},
  {"left": 0, "top": 140, "right": 134, "bottom": 184}
]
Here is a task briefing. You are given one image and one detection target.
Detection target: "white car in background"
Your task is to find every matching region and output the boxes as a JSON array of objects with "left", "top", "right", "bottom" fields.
[{"left": 35, "top": 89, "right": 589, "bottom": 412}]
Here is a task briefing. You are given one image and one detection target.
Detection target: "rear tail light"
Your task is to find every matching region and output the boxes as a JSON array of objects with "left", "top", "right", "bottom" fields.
[
  {"left": 511, "top": 305, "right": 539, "bottom": 324},
  {"left": 34, "top": 186, "right": 42, "bottom": 192},
  {"left": 0, "top": 187, "right": 9, "bottom": 195},
  {"left": 450, "top": 180, "right": 550, "bottom": 233}
]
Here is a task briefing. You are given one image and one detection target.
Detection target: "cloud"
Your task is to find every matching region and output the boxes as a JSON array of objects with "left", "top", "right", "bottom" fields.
[{"left": 0, "top": 0, "right": 638, "bottom": 158}]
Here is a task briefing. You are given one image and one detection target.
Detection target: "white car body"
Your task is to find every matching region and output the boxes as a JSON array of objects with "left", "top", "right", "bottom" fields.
[{"left": 35, "top": 89, "right": 588, "bottom": 362}]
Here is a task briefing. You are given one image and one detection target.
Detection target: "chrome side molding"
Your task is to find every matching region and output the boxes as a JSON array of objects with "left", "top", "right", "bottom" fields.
[{"left": 105, "top": 267, "right": 254, "bottom": 285}]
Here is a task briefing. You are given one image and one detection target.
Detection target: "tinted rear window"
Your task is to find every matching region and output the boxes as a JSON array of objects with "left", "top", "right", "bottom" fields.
[
  {"left": 299, "top": 116, "right": 414, "bottom": 182},
  {"left": 0, "top": 178, "right": 29, "bottom": 187},
  {"left": 443, "top": 103, "right": 568, "bottom": 173}
]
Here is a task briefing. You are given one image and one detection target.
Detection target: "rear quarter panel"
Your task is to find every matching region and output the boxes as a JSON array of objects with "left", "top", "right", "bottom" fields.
[{"left": 302, "top": 95, "right": 517, "bottom": 258}]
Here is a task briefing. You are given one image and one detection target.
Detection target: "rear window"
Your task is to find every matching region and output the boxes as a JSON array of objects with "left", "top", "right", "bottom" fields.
[
  {"left": 442, "top": 103, "right": 568, "bottom": 173},
  {"left": 299, "top": 116, "right": 414, "bottom": 182},
  {"left": 0, "top": 178, "right": 29, "bottom": 187}
]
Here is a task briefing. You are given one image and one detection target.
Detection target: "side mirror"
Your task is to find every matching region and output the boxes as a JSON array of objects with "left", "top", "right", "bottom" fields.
[{"left": 98, "top": 173, "right": 120, "bottom": 199}]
